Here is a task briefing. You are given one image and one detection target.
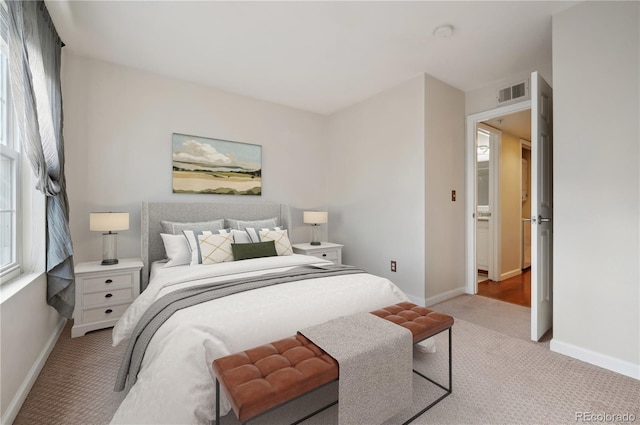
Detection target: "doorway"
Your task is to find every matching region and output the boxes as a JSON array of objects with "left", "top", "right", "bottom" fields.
[
  {"left": 465, "top": 99, "right": 531, "bottom": 290},
  {"left": 466, "top": 72, "right": 554, "bottom": 342},
  {"left": 473, "top": 108, "right": 532, "bottom": 300},
  {"left": 475, "top": 110, "right": 532, "bottom": 306},
  {"left": 467, "top": 101, "right": 531, "bottom": 294},
  {"left": 475, "top": 108, "right": 531, "bottom": 288}
]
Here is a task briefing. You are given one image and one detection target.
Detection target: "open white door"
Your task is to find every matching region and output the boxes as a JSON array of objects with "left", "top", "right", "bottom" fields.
[{"left": 530, "top": 71, "right": 553, "bottom": 341}]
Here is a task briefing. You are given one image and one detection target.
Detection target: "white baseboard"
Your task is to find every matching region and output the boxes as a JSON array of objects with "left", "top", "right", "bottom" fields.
[
  {"left": 1, "top": 317, "right": 66, "bottom": 425},
  {"left": 406, "top": 293, "right": 426, "bottom": 306},
  {"left": 424, "top": 286, "right": 467, "bottom": 307},
  {"left": 550, "top": 338, "right": 640, "bottom": 380},
  {"left": 500, "top": 268, "right": 522, "bottom": 281}
]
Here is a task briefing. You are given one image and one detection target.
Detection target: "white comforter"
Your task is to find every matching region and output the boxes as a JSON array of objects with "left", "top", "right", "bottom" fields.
[{"left": 110, "top": 255, "right": 411, "bottom": 424}]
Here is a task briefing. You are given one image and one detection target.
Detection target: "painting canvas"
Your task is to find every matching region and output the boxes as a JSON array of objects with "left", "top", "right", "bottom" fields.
[{"left": 172, "top": 133, "right": 262, "bottom": 195}]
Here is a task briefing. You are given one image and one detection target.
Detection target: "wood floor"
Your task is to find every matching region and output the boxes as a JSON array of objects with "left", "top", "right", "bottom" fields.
[{"left": 478, "top": 269, "right": 531, "bottom": 307}]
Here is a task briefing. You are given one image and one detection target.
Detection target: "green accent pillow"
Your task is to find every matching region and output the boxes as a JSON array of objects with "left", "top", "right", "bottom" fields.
[{"left": 231, "top": 240, "right": 278, "bottom": 261}]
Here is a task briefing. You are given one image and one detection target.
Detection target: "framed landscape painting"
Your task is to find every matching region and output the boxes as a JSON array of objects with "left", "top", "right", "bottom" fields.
[{"left": 172, "top": 133, "right": 262, "bottom": 196}]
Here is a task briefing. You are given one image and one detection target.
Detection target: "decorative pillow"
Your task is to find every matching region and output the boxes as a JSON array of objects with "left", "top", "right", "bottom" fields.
[
  {"left": 231, "top": 229, "right": 252, "bottom": 244},
  {"left": 183, "top": 229, "right": 231, "bottom": 265},
  {"left": 161, "top": 219, "right": 225, "bottom": 235},
  {"left": 245, "top": 226, "right": 283, "bottom": 243},
  {"left": 160, "top": 233, "right": 191, "bottom": 267},
  {"left": 258, "top": 228, "right": 293, "bottom": 256},
  {"left": 231, "top": 241, "right": 278, "bottom": 261},
  {"left": 225, "top": 217, "right": 279, "bottom": 231},
  {"left": 197, "top": 233, "right": 234, "bottom": 264}
]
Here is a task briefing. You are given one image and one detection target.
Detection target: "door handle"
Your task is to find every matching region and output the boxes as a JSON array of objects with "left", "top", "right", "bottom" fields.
[
  {"left": 538, "top": 215, "right": 551, "bottom": 223},
  {"left": 522, "top": 218, "right": 533, "bottom": 222}
]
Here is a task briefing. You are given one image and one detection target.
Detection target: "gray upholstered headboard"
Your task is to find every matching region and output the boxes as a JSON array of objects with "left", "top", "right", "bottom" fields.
[{"left": 141, "top": 201, "right": 292, "bottom": 290}]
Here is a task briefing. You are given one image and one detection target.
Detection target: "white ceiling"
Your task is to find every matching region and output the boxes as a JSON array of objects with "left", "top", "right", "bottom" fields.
[
  {"left": 484, "top": 108, "right": 532, "bottom": 141},
  {"left": 45, "top": 1, "right": 577, "bottom": 115}
]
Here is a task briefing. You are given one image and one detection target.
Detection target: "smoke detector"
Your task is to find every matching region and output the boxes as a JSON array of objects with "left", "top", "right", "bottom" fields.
[{"left": 433, "top": 25, "right": 454, "bottom": 38}]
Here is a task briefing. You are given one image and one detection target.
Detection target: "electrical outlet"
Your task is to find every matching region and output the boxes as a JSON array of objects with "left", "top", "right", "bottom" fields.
[
  {"left": 451, "top": 190, "right": 456, "bottom": 201},
  {"left": 391, "top": 260, "right": 397, "bottom": 272}
]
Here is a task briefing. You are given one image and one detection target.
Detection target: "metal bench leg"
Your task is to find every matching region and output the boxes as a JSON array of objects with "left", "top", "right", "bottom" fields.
[
  {"left": 449, "top": 327, "right": 452, "bottom": 392},
  {"left": 290, "top": 399, "right": 338, "bottom": 425},
  {"left": 402, "top": 326, "right": 453, "bottom": 425},
  {"left": 215, "top": 379, "right": 220, "bottom": 425}
]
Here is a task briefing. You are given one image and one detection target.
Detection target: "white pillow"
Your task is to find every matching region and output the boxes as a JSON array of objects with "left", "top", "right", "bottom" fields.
[
  {"left": 160, "top": 233, "right": 191, "bottom": 267},
  {"left": 245, "top": 226, "right": 282, "bottom": 243},
  {"left": 258, "top": 228, "right": 293, "bottom": 256},
  {"left": 198, "top": 233, "right": 234, "bottom": 264},
  {"left": 231, "top": 229, "right": 252, "bottom": 244}
]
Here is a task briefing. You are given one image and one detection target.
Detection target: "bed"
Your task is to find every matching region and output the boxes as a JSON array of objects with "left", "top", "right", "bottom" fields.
[{"left": 109, "top": 201, "right": 428, "bottom": 425}]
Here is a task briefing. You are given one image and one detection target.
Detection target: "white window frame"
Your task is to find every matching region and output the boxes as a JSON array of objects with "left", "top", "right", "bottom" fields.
[{"left": 0, "top": 0, "right": 22, "bottom": 283}]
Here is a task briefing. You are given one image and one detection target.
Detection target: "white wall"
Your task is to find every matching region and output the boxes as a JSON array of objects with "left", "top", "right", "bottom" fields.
[
  {"left": 0, "top": 274, "right": 64, "bottom": 423},
  {"left": 326, "top": 74, "right": 465, "bottom": 305},
  {"left": 424, "top": 75, "right": 466, "bottom": 303},
  {"left": 466, "top": 63, "right": 552, "bottom": 115},
  {"left": 63, "top": 54, "right": 468, "bottom": 307},
  {"left": 62, "top": 53, "right": 329, "bottom": 264},
  {"left": 1, "top": 171, "right": 63, "bottom": 423},
  {"left": 551, "top": 1, "right": 639, "bottom": 378},
  {"left": 326, "top": 75, "right": 426, "bottom": 302}
]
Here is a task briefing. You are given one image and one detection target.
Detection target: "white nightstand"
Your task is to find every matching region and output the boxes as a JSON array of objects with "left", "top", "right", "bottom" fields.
[
  {"left": 292, "top": 242, "right": 343, "bottom": 265},
  {"left": 71, "top": 258, "right": 143, "bottom": 338}
]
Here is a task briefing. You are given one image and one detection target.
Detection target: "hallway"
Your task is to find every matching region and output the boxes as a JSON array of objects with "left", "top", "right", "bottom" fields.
[{"left": 477, "top": 269, "right": 531, "bottom": 307}]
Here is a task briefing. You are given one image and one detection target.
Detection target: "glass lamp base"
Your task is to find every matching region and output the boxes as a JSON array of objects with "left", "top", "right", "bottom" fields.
[
  {"left": 101, "top": 258, "right": 119, "bottom": 265},
  {"left": 310, "top": 224, "right": 322, "bottom": 246},
  {"left": 102, "top": 232, "right": 119, "bottom": 266}
]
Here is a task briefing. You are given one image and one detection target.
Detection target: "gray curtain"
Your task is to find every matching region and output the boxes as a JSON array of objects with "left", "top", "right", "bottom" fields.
[{"left": 7, "top": 1, "right": 75, "bottom": 318}]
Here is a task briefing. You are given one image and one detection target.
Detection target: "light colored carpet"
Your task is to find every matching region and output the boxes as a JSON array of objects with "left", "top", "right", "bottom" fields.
[
  {"left": 432, "top": 294, "right": 534, "bottom": 343},
  {"left": 13, "top": 321, "right": 126, "bottom": 425},
  {"left": 13, "top": 297, "right": 639, "bottom": 425},
  {"left": 238, "top": 317, "right": 639, "bottom": 425}
]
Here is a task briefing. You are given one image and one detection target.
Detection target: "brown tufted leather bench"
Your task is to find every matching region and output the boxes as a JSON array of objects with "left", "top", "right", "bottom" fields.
[{"left": 212, "top": 302, "right": 453, "bottom": 424}]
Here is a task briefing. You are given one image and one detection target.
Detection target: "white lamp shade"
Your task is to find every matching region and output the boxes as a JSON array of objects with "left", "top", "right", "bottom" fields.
[
  {"left": 303, "top": 211, "right": 328, "bottom": 224},
  {"left": 90, "top": 212, "right": 129, "bottom": 232}
]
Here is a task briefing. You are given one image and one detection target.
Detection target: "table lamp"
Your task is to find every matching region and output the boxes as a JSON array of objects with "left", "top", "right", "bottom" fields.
[
  {"left": 90, "top": 212, "right": 129, "bottom": 265},
  {"left": 303, "top": 211, "right": 328, "bottom": 246}
]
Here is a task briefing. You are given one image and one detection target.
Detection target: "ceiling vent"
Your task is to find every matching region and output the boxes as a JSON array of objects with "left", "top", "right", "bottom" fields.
[{"left": 497, "top": 80, "right": 529, "bottom": 105}]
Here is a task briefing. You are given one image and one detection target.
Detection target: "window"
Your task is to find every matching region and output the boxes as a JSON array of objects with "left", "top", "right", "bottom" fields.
[{"left": 0, "top": 1, "right": 22, "bottom": 282}]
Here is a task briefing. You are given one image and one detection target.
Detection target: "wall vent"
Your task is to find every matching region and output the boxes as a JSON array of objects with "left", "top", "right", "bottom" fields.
[{"left": 497, "top": 80, "right": 529, "bottom": 104}]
